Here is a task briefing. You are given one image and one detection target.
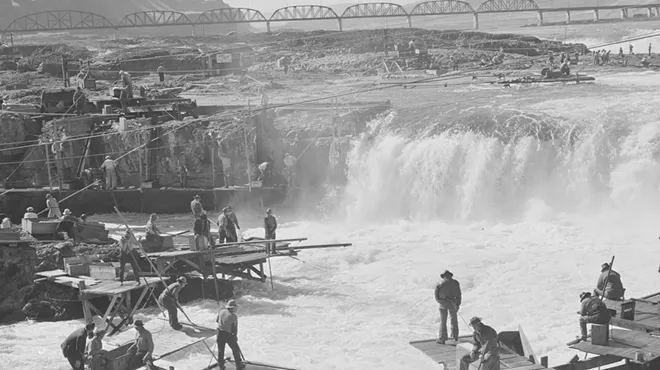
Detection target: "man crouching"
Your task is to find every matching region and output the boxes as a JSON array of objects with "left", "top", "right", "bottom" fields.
[{"left": 459, "top": 317, "right": 500, "bottom": 370}]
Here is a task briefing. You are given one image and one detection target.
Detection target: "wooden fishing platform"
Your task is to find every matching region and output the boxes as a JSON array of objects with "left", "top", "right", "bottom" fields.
[
  {"left": 410, "top": 327, "right": 550, "bottom": 370},
  {"left": 604, "top": 292, "right": 660, "bottom": 334},
  {"left": 35, "top": 269, "right": 161, "bottom": 336},
  {"left": 567, "top": 328, "right": 660, "bottom": 369}
]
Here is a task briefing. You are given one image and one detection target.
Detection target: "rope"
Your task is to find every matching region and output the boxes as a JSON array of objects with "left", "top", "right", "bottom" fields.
[{"left": 4, "top": 143, "right": 38, "bottom": 182}]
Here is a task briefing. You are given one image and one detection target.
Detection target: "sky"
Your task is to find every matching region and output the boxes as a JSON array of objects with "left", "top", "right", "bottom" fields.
[{"left": 224, "top": 0, "right": 411, "bottom": 13}]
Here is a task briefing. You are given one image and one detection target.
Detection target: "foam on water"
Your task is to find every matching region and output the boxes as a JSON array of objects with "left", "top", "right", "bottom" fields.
[{"left": 4, "top": 71, "right": 660, "bottom": 369}]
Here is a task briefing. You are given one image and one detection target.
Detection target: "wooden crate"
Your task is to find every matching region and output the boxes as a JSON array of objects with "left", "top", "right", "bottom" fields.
[
  {"left": 0, "top": 229, "right": 21, "bottom": 241},
  {"left": 104, "top": 342, "right": 133, "bottom": 370},
  {"left": 63, "top": 256, "right": 98, "bottom": 276},
  {"left": 591, "top": 324, "right": 609, "bottom": 345},
  {"left": 621, "top": 300, "right": 636, "bottom": 320},
  {"left": 22, "top": 218, "right": 59, "bottom": 235},
  {"left": 89, "top": 263, "right": 121, "bottom": 280},
  {"left": 78, "top": 222, "right": 109, "bottom": 240}
]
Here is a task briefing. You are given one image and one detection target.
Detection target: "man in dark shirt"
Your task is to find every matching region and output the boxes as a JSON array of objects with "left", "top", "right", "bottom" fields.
[
  {"left": 594, "top": 263, "right": 625, "bottom": 301},
  {"left": 434, "top": 270, "right": 462, "bottom": 344},
  {"left": 61, "top": 323, "right": 95, "bottom": 369},
  {"left": 578, "top": 291, "right": 611, "bottom": 340},
  {"left": 460, "top": 317, "right": 500, "bottom": 370},
  {"left": 264, "top": 208, "right": 277, "bottom": 254}
]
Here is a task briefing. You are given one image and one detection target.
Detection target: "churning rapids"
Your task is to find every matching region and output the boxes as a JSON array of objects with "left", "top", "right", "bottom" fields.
[{"left": 3, "top": 69, "right": 660, "bottom": 370}]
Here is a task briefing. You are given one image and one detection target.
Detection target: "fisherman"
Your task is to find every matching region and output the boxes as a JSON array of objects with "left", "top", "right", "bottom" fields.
[
  {"left": 459, "top": 317, "right": 500, "bottom": 370},
  {"left": 100, "top": 156, "right": 118, "bottom": 190},
  {"left": 157, "top": 63, "right": 166, "bottom": 82},
  {"left": 560, "top": 60, "right": 570, "bottom": 76},
  {"left": 178, "top": 152, "right": 189, "bottom": 188},
  {"left": 193, "top": 216, "right": 209, "bottom": 252},
  {"left": 0, "top": 213, "right": 11, "bottom": 229},
  {"left": 629, "top": 44, "right": 634, "bottom": 55},
  {"left": 283, "top": 153, "right": 297, "bottom": 187},
  {"left": 23, "top": 207, "right": 38, "bottom": 219},
  {"left": 119, "top": 231, "right": 142, "bottom": 285},
  {"left": 57, "top": 209, "right": 81, "bottom": 240},
  {"left": 190, "top": 194, "right": 204, "bottom": 219},
  {"left": 216, "top": 299, "right": 245, "bottom": 370},
  {"left": 220, "top": 152, "right": 231, "bottom": 187},
  {"left": 46, "top": 193, "right": 62, "bottom": 218},
  {"left": 158, "top": 276, "right": 187, "bottom": 330},
  {"left": 594, "top": 262, "right": 625, "bottom": 301},
  {"left": 72, "top": 87, "right": 85, "bottom": 115},
  {"left": 577, "top": 291, "right": 611, "bottom": 341},
  {"left": 435, "top": 270, "right": 462, "bottom": 344},
  {"left": 649, "top": 43, "right": 652, "bottom": 56},
  {"left": 217, "top": 206, "right": 240, "bottom": 243},
  {"left": 264, "top": 208, "right": 277, "bottom": 254},
  {"left": 257, "top": 161, "right": 272, "bottom": 185},
  {"left": 84, "top": 328, "right": 107, "bottom": 370},
  {"left": 120, "top": 70, "right": 133, "bottom": 98},
  {"left": 127, "top": 320, "right": 154, "bottom": 368},
  {"left": 145, "top": 213, "right": 165, "bottom": 248},
  {"left": 61, "top": 322, "right": 95, "bottom": 370},
  {"left": 201, "top": 213, "right": 213, "bottom": 246}
]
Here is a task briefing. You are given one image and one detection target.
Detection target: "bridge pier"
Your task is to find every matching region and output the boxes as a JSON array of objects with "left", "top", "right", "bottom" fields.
[
  {"left": 191, "top": 25, "right": 196, "bottom": 37},
  {"left": 537, "top": 11, "right": 544, "bottom": 26},
  {"left": 267, "top": 21, "right": 271, "bottom": 33},
  {"left": 473, "top": 13, "right": 479, "bottom": 30},
  {"left": 620, "top": 8, "right": 628, "bottom": 19},
  {"left": 407, "top": 15, "right": 412, "bottom": 28},
  {"left": 593, "top": 9, "right": 599, "bottom": 22},
  {"left": 338, "top": 18, "right": 343, "bottom": 31},
  {"left": 648, "top": 7, "right": 654, "bottom": 17},
  {"left": 565, "top": 11, "right": 571, "bottom": 24}
]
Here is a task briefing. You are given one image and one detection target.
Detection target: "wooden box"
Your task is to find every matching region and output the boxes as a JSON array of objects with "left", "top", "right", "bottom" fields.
[
  {"left": 22, "top": 218, "right": 59, "bottom": 235},
  {"left": 621, "top": 300, "right": 635, "bottom": 320},
  {"left": 78, "top": 222, "right": 109, "bottom": 240},
  {"left": 591, "top": 324, "right": 609, "bottom": 345},
  {"left": 104, "top": 342, "right": 133, "bottom": 370},
  {"left": 63, "top": 256, "right": 97, "bottom": 276},
  {"left": 83, "top": 78, "right": 96, "bottom": 89},
  {"left": 0, "top": 229, "right": 21, "bottom": 241},
  {"left": 162, "top": 235, "right": 174, "bottom": 249},
  {"left": 89, "top": 262, "right": 122, "bottom": 280}
]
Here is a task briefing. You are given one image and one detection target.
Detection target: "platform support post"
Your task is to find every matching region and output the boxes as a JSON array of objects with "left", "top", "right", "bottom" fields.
[{"left": 78, "top": 281, "right": 93, "bottom": 324}]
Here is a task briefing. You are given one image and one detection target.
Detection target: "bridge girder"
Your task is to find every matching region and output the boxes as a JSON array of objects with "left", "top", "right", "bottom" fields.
[
  {"left": 269, "top": 5, "right": 340, "bottom": 21},
  {"left": 196, "top": 8, "right": 267, "bottom": 24},
  {"left": 341, "top": 2, "right": 409, "bottom": 18},
  {"left": 4, "top": 10, "right": 115, "bottom": 32},
  {"left": 411, "top": 0, "right": 476, "bottom": 15},
  {"left": 477, "top": 0, "right": 540, "bottom": 12},
  {"left": 118, "top": 11, "right": 193, "bottom": 27}
]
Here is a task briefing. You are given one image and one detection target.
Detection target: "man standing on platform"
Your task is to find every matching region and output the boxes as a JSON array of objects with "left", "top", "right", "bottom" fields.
[
  {"left": 157, "top": 63, "right": 166, "bottom": 82},
  {"left": 119, "top": 231, "right": 141, "bottom": 285},
  {"left": 459, "top": 317, "right": 500, "bottom": 370},
  {"left": 217, "top": 206, "right": 240, "bottom": 244},
  {"left": 127, "top": 320, "right": 154, "bottom": 368},
  {"left": 61, "top": 322, "right": 95, "bottom": 370},
  {"left": 191, "top": 195, "right": 204, "bottom": 219},
  {"left": 435, "top": 270, "right": 461, "bottom": 344},
  {"left": 158, "top": 276, "right": 187, "bottom": 330},
  {"left": 46, "top": 193, "right": 62, "bottom": 218},
  {"left": 101, "top": 156, "right": 117, "bottom": 190},
  {"left": 264, "top": 208, "right": 277, "bottom": 254},
  {"left": 216, "top": 299, "right": 245, "bottom": 370}
]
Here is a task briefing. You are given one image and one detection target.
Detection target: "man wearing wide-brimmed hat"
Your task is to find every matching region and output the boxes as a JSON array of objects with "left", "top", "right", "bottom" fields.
[
  {"left": 434, "top": 270, "right": 462, "bottom": 344},
  {"left": 264, "top": 208, "right": 277, "bottom": 254},
  {"left": 459, "top": 317, "right": 500, "bottom": 370},
  {"left": 217, "top": 206, "right": 241, "bottom": 244},
  {"left": 577, "top": 291, "right": 611, "bottom": 342},
  {"left": 594, "top": 262, "right": 625, "bottom": 301},
  {"left": 127, "top": 320, "right": 154, "bottom": 368},
  {"left": 190, "top": 194, "right": 204, "bottom": 219},
  {"left": 158, "top": 276, "right": 188, "bottom": 330},
  {"left": 216, "top": 299, "right": 245, "bottom": 370}
]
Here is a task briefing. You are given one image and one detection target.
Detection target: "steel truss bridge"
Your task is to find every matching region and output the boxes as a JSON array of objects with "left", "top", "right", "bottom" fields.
[{"left": 2, "top": 1, "right": 659, "bottom": 34}]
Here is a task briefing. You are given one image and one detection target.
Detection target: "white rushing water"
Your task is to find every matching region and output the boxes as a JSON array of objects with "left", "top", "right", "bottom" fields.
[{"left": 3, "top": 69, "right": 660, "bottom": 370}]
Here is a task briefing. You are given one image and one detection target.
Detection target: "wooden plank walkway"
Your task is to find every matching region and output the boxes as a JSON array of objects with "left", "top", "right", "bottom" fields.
[
  {"left": 83, "top": 277, "right": 161, "bottom": 295},
  {"left": 569, "top": 328, "right": 660, "bottom": 364},
  {"left": 410, "top": 336, "right": 548, "bottom": 370}
]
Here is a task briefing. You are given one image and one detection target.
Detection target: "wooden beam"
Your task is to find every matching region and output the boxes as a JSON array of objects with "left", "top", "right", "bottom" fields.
[{"left": 610, "top": 317, "right": 654, "bottom": 332}]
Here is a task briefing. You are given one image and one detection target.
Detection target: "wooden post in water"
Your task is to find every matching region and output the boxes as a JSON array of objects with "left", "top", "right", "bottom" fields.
[{"left": 244, "top": 100, "right": 252, "bottom": 193}]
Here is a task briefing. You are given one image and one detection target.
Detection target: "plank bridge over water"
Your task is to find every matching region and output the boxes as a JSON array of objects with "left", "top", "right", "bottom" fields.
[{"left": 3, "top": 1, "right": 660, "bottom": 33}]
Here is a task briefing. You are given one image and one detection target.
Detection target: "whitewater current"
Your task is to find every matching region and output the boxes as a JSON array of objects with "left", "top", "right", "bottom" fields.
[{"left": 4, "top": 69, "right": 660, "bottom": 369}]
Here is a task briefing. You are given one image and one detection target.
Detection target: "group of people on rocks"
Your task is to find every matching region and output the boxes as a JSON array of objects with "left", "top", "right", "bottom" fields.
[{"left": 433, "top": 261, "right": 625, "bottom": 370}]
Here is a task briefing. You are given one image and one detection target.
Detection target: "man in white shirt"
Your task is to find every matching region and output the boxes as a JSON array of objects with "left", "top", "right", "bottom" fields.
[{"left": 100, "top": 156, "right": 117, "bottom": 189}]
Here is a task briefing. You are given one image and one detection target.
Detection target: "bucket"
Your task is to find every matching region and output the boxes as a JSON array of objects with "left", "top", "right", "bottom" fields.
[{"left": 103, "top": 105, "right": 112, "bottom": 114}]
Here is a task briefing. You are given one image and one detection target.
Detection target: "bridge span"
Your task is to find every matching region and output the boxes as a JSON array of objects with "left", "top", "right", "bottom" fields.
[{"left": 2, "top": 1, "right": 659, "bottom": 34}]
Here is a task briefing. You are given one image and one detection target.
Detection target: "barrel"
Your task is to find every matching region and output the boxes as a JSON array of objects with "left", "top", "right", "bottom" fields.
[{"left": 103, "top": 105, "right": 112, "bottom": 114}]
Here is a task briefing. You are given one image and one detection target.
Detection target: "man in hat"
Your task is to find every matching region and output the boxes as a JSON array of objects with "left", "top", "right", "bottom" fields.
[
  {"left": 85, "top": 328, "right": 108, "bottom": 370},
  {"left": 577, "top": 292, "right": 611, "bottom": 341},
  {"left": 190, "top": 195, "right": 204, "bottom": 219},
  {"left": 594, "top": 263, "right": 625, "bottom": 301},
  {"left": 119, "top": 231, "right": 142, "bottom": 285},
  {"left": 23, "top": 207, "right": 38, "bottom": 219},
  {"left": 145, "top": 213, "right": 165, "bottom": 248},
  {"left": 46, "top": 193, "right": 62, "bottom": 218},
  {"left": 57, "top": 209, "right": 81, "bottom": 241},
  {"left": 61, "top": 322, "right": 95, "bottom": 370},
  {"left": 157, "top": 63, "right": 166, "bottom": 82},
  {"left": 216, "top": 299, "right": 245, "bottom": 370},
  {"left": 434, "top": 270, "right": 462, "bottom": 344},
  {"left": 459, "top": 317, "right": 500, "bottom": 370},
  {"left": 264, "top": 208, "right": 277, "bottom": 254},
  {"left": 100, "top": 156, "right": 117, "bottom": 189},
  {"left": 127, "top": 320, "right": 154, "bottom": 368},
  {"left": 217, "top": 206, "right": 240, "bottom": 244},
  {"left": 158, "top": 276, "right": 187, "bottom": 330}
]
